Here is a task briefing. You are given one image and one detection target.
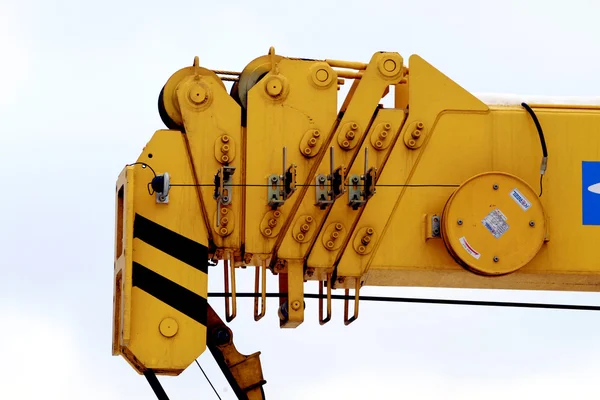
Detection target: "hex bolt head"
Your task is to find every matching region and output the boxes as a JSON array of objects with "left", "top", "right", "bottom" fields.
[{"left": 493, "top": 256, "right": 499, "bottom": 262}]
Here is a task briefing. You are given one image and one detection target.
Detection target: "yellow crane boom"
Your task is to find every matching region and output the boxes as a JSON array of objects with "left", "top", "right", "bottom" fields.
[{"left": 112, "top": 47, "right": 600, "bottom": 399}]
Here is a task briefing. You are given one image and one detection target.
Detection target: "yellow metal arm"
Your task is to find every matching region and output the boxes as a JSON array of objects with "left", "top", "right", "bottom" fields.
[{"left": 113, "top": 47, "right": 600, "bottom": 385}]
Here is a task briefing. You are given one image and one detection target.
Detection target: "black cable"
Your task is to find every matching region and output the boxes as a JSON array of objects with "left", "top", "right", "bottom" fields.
[
  {"left": 207, "top": 292, "right": 600, "bottom": 312},
  {"left": 521, "top": 102, "right": 548, "bottom": 197},
  {"left": 169, "top": 183, "right": 460, "bottom": 188},
  {"left": 195, "top": 359, "right": 222, "bottom": 400},
  {"left": 126, "top": 162, "right": 157, "bottom": 177}
]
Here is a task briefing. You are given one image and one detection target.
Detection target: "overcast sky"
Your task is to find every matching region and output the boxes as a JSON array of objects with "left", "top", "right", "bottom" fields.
[{"left": 3, "top": 0, "right": 600, "bottom": 399}]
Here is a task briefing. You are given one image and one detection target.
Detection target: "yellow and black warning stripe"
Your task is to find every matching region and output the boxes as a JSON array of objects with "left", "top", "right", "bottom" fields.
[{"left": 131, "top": 213, "right": 208, "bottom": 326}]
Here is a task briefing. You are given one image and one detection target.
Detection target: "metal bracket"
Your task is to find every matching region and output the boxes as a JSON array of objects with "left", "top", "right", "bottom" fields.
[
  {"left": 214, "top": 166, "right": 236, "bottom": 227},
  {"left": 151, "top": 172, "right": 170, "bottom": 204},
  {"left": 348, "top": 148, "right": 376, "bottom": 210},
  {"left": 268, "top": 147, "right": 297, "bottom": 209},
  {"left": 315, "top": 147, "right": 346, "bottom": 209}
]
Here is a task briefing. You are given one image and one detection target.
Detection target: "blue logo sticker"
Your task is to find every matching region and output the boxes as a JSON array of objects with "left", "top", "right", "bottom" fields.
[{"left": 582, "top": 161, "right": 600, "bottom": 225}]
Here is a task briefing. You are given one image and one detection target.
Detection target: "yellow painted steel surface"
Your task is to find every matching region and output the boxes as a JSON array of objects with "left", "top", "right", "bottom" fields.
[{"left": 113, "top": 47, "right": 600, "bottom": 375}]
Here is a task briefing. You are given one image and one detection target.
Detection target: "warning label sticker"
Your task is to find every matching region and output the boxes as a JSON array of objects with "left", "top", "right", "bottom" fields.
[
  {"left": 482, "top": 208, "right": 510, "bottom": 239},
  {"left": 510, "top": 188, "right": 532, "bottom": 211},
  {"left": 459, "top": 236, "right": 481, "bottom": 259}
]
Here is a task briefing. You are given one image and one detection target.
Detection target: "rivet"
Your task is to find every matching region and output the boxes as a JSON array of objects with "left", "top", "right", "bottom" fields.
[
  {"left": 457, "top": 219, "right": 463, "bottom": 225},
  {"left": 291, "top": 300, "right": 301, "bottom": 311},
  {"left": 493, "top": 256, "right": 499, "bottom": 262},
  {"left": 493, "top": 184, "right": 499, "bottom": 190},
  {"left": 529, "top": 221, "right": 535, "bottom": 227}
]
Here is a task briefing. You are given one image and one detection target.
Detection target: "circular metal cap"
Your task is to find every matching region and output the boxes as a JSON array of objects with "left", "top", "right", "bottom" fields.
[
  {"left": 441, "top": 172, "right": 546, "bottom": 276},
  {"left": 159, "top": 317, "right": 179, "bottom": 338}
]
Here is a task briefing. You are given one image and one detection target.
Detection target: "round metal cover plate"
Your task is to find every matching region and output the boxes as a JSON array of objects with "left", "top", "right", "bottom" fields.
[{"left": 441, "top": 172, "right": 546, "bottom": 276}]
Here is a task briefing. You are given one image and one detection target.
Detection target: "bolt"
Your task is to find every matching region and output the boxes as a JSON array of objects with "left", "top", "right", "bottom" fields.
[
  {"left": 220, "top": 227, "right": 228, "bottom": 235},
  {"left": 214, "top": 328, "right": 231, "bottom": 346},
  {"left": 313, "top": 130, "right": 321, "bottom": 138},
  {"left": 188, "top": 83, "right": 207, "bottom": 105},
  {"left": 384, "top": 123, "right": 392, "bottom": 130},
  {"left": 331, "top": 231, "right": 339, "bottom": 239},
  {"left": 221, "top": 208, "right": 228, "bottom": 215},
  {"left": 221, "top": 144, "right": 230, "bottom": 153},
  {"left": 375, "top": 140, "right": 383, "bottom": 148},
  {"left": 346, "top": 130, "right": 355, "bottom": 140},
  {"left": 358, "top": 245, "right": 366, "bottom": 253},
  {"left": 271, "top": 176, "right": 278, "bottom": 183},
  {"left": 457, "top": 219, "right": 463, "bottom": 225},
  {"left": 221, "top": 217, "right": 229, "bottom": 226},
  {"left": 326, "top": 240, "right": 335, "bottom": 249},
  {"left": 433, "top": 228, "right": 440, "bottom": 235},
  {"left": 366, "top": 227, "right": 374, "bottom": 235},
  {"left": 342, "top": 140, "right": 350, "bottom": 148},
  {"left": 335, "top": 223, "right": 343, "bottom": 231},
  {"left": 379, "top": 131, "right": 388, "bottom": 139},
  {"left": 274, "top": 210, "right": 282, "bottom": 218},
  {"left": 351, "top": 123, "right": 358, "bottom": 130},
  {"left": 291, "top": 300, "right": 301, "bottom": 311},
  {"left": 416, "top": 122, "right": 424, "bottom": 130},
  {"left": 268, "top": 218, "right": 277, "bottom": 228},
  {"left": 319, "top": 176, "right": 326, "bottom": 183},
  {"left": 296, "top": 233, "right": 305, "bottom": 241},
  {"left": 493, "top": 256, "right": 499, "bottom": 262},
  {"left": 305, "top": 216, "right": 313, "bottom": 223},
  {"left": 221, "top": 155, "right": 229, "bottom": 163},
  {"left": 408, "top": 139, "right": 416, "bottom": 147},
  {"left": 266, "top": 77, "right": 284, "bottom": 97},
  {"left": 411, "top": 129, "right": 421, "bottom": 139},
  {"left": 222, "top": 196, "right": 229, "bottom": 203},
  {"left": 300, "top": 223, "right": 310, "bottom": 233},
  {"left": 361, "top": 236, "right": 371, "bottom": 245},
  {"left": 304, "top": 147, "right": 312, "bottom": 155},
  {"left": 493, "top": 184, "right": 499, "bottom": 190},
  {"left": 308, "top": 137, "right": 317, "bottom": 147},
  {"left": 221, "top": 135, "right": 230, "bottom": 143},
  {"left": 529, "top": 221, "right": 535, "bottom": 227},
  {"left": 264, "top": 228, "right": 272, "bottom": 235},
  {"left": 433, "top": 217, "right": 439, "bottom": 222},
  {"left": 315, "top": 68, "right": 329, "bottom": 82},
  {"left": 383, "top": 59, "right": 396, "bottom": 72},
  {"left": 352, "top": 176, "right": 359, "bottom": 183}
]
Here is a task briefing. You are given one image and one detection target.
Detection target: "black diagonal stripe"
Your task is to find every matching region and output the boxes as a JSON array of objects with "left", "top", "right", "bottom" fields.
[
  {"left": 132, "top": 262, "right": 207, "bottom": 326},
  {"left": 133, "top": 213, "right": 208, "bottom": 274}
]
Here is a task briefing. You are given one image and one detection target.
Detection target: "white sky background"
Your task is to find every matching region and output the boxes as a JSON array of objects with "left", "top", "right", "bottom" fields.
[{"left": 3, "top": 0, "right": 600, "bottom": 399}]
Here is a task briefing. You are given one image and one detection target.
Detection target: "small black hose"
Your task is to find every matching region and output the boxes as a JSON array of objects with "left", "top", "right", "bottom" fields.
[
  {"left": 521, "top": 102, "right": 548, "bottom": 196},
  {"left": 521, "top": 102, "right": 548, "bottom": 157}
]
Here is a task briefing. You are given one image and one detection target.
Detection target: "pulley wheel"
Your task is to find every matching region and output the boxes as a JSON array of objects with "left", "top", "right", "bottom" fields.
[
  {"left": 236, "top": 53, "right": 283, "bottom": 109},
  {"left": 441, "top": 172, "right": 546, "bottom": 276}
]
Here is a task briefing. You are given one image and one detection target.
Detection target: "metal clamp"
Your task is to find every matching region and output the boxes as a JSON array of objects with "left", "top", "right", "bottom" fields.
[
  {"left": 348, "top": 148, "right": 376, "bottom": 210},
  {"left": 151, "top": 172, "right": 170, "bottom": 204},
  {"left": 268, "top": 147, "right": 297, "bottom": 209},
  {"left": 214, "top": 166, "right": 236, "bottom": 227},
  {"left": 315, "top": 147, "right": 346, "bottom": 209}
]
